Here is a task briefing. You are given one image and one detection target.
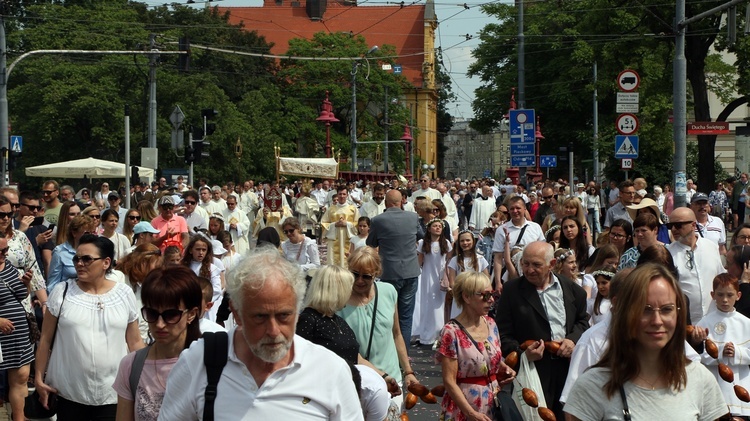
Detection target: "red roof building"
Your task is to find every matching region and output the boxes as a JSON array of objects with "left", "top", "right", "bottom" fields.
[{"left": 220, "top": 0, "right": 439, "bottom": 177}]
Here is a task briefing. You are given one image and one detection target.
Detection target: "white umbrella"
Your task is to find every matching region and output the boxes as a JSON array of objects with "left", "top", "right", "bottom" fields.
[{"left": 24, "top": 157, "right": 155, "bottom": 180}]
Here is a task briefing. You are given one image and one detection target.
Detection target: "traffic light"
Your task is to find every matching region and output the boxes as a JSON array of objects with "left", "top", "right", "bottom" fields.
[
  {"left": 8, "top": 150, "right": 21, "bottom": 171},
  {"left": 130, "top": 166, "right": 140, "bottom": 185},
  {"left": 184, "top": 144, "right": 195, "bottom": 164},
  {"left": 193, "top": 140, "right": 205, "bottom": 164},
  {"left": 178, "top": 36, "right": 190, "bottom": 72},
  {"left": 201, "top": 109, "right": 218, "bottom": 136}
]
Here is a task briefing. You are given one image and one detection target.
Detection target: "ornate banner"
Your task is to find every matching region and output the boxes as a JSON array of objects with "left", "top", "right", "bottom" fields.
[{"left": 278, "top": 157, "right": 338, "bottom": 179}]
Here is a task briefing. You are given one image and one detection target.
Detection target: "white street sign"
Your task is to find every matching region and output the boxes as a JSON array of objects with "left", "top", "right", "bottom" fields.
[
  {"left": 621, "top": 158, "right": 633, "bottom": 169},
  {"left": 616, "top": 92, "right": 639, "bottom": 103},
  {"left": 616, "top": 103, "right": 639, "bottom": 113},
  {"left": 617, "top": 69, "right": 640, "bottom": 92}
]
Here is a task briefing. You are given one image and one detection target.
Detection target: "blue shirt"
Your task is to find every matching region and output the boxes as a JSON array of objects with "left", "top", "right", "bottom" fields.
[{"left": 47, "top": 242, "right": 76, "bottom": 294}]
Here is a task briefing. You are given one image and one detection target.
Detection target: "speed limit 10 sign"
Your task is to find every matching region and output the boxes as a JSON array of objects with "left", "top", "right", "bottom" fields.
[{"left": 621, "top": 158, "right": 633, "bottom": 170}]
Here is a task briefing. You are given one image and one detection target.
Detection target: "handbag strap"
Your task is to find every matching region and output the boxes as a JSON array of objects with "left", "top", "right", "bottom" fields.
[
  {"left": 450, "top": 318, "right": 494, "bottom": 386},
  {"left": 364, "top": 284, "right": 379, "bottom": 360},
  {"left": 1, "top": 266, "right": 28, "bottom": 311},
  {"left": 514, "top": 224, "right": 529, "bottom": 247},
  {"left": 50, "top": 281, "right": 70, "bottom": 351},
  {"left": 619, "top": 384, "right": 631, "bottom": 421}
]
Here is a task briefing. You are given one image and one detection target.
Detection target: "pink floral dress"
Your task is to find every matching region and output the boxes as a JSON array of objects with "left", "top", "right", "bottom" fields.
[{"left": 435, "top": 316, "right": 503, "bottom": 421}]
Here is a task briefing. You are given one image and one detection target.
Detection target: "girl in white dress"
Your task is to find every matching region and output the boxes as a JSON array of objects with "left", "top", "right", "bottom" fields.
[
  {"left": 587, "top": 265, "right": 615, "bottom": 325},
  {"left": 414, "top": 219, "right": 452, "bottom": 345},
  {"left": 447, "top": 231, "right": 489, "bottom": 320},
  {"left": 349, "top": 217, "right": 370, "bottom": 255}
]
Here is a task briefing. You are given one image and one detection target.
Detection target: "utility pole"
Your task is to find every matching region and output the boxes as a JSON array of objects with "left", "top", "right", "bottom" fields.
[
  {"left": 593, "top": 62, "right": 599, "bottom": 181},
  {"left": 148, "top": 34, "right": 158, "bottom": 149},
  {"left": 384, "top": 85, "right": 389, "bottom": 173},
  {"left": 124, "top": 105, "right": 131, "bottom": 210},
  {"left": 351, "top": 61, "right": 358, "bottom": 172},
  {"left": 0, "top": 13, "right": 8, "bottom": 187},
  {"left": 516, "top": 0, "right": 525, "bottom": 109}
]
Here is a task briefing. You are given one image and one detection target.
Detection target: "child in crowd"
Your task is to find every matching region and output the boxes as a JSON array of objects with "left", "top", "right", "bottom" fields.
[
  {"left": 478, "top": 210, "right": 504, "bottom": 274},
  {"left": 349, "top": 216, "right": 371, "bottom": 255},
  {"left": 696, "top": 273, "right": 750, "bottom": 418},
  {"left": 196, "top": 277, "right": 226, "bottom": 333},
  {"left": 554, "top": 248, "right": 590, "bottom": 297},
  {"left": 586, "top": 264, "right": 616, "bottom": 326},
  {"left": 181, "top": 235, "right": 222, "bottom": 321},
  {"left": 446, "top": 230, "right": 489, "bottom": 320},
  {"left": 415, "top": 219, "right": 452, "bottom": 345},
  {"left": 163, "top": 246, "right": 181, "bottom": 265}
]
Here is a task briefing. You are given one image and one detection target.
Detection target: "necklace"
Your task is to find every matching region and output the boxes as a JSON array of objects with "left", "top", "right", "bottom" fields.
[
  {"left": 636, "top": 374, "right": 660, "bottom": 390},
  {"left": 152, "top": 345, "right": 167, "bottom": 389}
]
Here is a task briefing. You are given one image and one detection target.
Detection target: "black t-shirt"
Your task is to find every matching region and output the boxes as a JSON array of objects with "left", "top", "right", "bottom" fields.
[{"left": 295, "top": 307, "right": 360, "bottom": 364}]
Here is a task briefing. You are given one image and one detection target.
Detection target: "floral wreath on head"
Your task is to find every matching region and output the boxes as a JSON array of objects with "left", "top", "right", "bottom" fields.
[{"left": 427, "top": 218, "right": 445, "bottom": 228}]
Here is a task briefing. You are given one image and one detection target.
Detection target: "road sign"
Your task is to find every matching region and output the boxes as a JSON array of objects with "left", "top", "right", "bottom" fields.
[
  {"left": 509, "top": 109, "right": 535, "bottom": 143},
  {"left": 617, "top": 69, "right": 640, "bottom": 92},
  {"left": 616, "top": 113, "right": 639, "bottom": 135},
  {"left": 511, "top": 155, "right": 536, "bottom": 167},
  {"left": 393, "top": 64, "right": 402, "bottom": 75},
  {"left": 616, "top": 92, "right": 639, "bottom": 103},
  {"left": 615, "top": 135, "right": 639, "bottom": 158},
  {"left": 381, "top": 63, "right": 392, "bottom": 70},
  {"left": 621, "top": 158, "right": 633, "bottom": 169},
  {"left": 540, "top": 155, "right": 557, "bottom": 168},
  {"left": 170, "top": 106, "right": 185, "bottom": 130},
  {"left": 616, "top": 103, "right": 639, "bottom": 113},
  {"left": 10, "top": 136, "right": 22, "bottom": 153},
  {"left": 483, "top": 169, "right": 491, "bottom": 178},
  {"left": 510, "top": 144, "right": 535, "bottom": 155}
]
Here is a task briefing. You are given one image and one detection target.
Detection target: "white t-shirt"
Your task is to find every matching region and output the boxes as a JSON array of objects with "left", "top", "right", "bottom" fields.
[
  {"left": 355, "top": 365, "right": 391, "bottom": 421},
  {"left": 46, "top": 280, "right": 139, "bottom": 405},
  {"left": 199, "top": 318, "right": 227, "bottom": 333},
  {"left": 492, "top": 219, "right": 545, "bottom": 254},
  {"left": 564, "top": 362, "right": 727, "bottom": 421},
  {"left": 158, "top": 331, "right": 364, "bottom": 420}
]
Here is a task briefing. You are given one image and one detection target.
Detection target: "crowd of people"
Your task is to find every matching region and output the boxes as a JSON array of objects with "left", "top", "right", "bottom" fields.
[{"left": 0, "top": 172, "right": 747, "bottom": 420}]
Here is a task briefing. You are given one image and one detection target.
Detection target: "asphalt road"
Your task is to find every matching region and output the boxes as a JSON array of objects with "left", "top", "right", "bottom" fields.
[{"left": 402, "top": 342, "right": 443, "bottom": 420}]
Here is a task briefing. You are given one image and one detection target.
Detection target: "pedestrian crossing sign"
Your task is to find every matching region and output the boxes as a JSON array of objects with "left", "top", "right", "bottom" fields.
[
  {"left": 615, "top": 135, "right": 638, "bottom": 158},
  {"left": 10, "top": 136, "right": 22, "bottom": 153}
]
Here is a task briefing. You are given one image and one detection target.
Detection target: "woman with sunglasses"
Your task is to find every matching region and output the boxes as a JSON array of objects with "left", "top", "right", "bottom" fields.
[
  {"left": 338, "top": 247, "right": 422, "bottom": 410},
  {"left": 48, "top": 215, "right": 96, "bottom": 294},
  {"left": 78, "top": 189, "right": 92, "bottom": 207},
  {"left": 113, "top": 265, "right": 201, "bottom": 421},
  {"left": 82, "top": 206, "right": 103, "bottom": 235},
  {"left": 436, "top": 271, "right": 515, "bottom": 421},
  {"left": 122, "top": 209, "right": 141, "bottom": 244},
  {"left": 35, "top": 235, "right": 145, "bottom": 420},
  {"left": 116, "top": 244, "right": 163, "bottom": 343},
  {"left": 100, "top": 209, "right": 131, "bottom": 262},
  {"left": 0, "top": 196, "right": 48, "bottom": 313},
  {"left": 280, "top": 217, "right": 320, "bottom": 274},
  {"left": 565, "top": 263, "right": 728, "bottom": 421}
]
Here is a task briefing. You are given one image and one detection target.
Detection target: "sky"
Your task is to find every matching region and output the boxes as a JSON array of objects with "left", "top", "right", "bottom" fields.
[{"left": 146, "top": 0, "right": 498, "bottom": 119}]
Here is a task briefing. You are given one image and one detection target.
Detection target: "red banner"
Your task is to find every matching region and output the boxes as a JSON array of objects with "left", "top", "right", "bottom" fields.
[{"left": 687, "top": 121, "right": 730, "bottom": 135}]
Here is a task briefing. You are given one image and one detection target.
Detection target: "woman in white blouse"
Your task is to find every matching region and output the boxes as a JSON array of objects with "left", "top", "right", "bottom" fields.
[
  {"left": 280, "top": 217, "right": 320, "bottom": 274},
  {"left": 100, "top": 209, "right": 130, "bottom": 263},
  {"left": 34, "top": 235, "right": 144, "bottom": 420}
]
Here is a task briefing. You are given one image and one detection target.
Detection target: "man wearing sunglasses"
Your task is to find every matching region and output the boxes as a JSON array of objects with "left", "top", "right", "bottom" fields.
[
  {"left": 177, "top": 190, "right": 208, "bottom": 235},
  {"left": 666, "top": 207, "right": 725, "bottom": 324},
  {"left": 159, "top": 247, "right": 363, "bottom": 420},
  {"left": 151, "top": 196, "right": 189, "bottom": 252},
  {"left": 409, "top": 175, "right": 441, "bottom": 203},
  {"left": 533, "top": 187, "right": 557, "bottom": 226},
  {"left": 40, "top": 180, "right": 62, "bottom": 225}
]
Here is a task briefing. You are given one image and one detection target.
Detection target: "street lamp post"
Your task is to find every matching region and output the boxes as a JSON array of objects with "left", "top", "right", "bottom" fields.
[
  {"left": 534, "top": 116, "right": 544, "bottom": 174},
  {"left": 400, "top": 125, "right": 413, "bottom": 178},
  {"left": 422, "top": 163, "right": 435, "bottom": 178},
  {"left": 316, "top": 91, "right": 339, "bottom": 158}
]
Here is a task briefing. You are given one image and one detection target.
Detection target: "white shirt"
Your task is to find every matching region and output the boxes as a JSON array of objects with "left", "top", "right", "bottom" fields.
[
  {"left": 408, "top": 187, "right": 441, "bottom": 202},
  {"left": 667, "top": 237, "right": 726, "bottom": 323},
  {"left": 158, "top": 331, "right": 364, "bottom": 421},
  {"left": 442, "top": 192, "right": 459, "bottom": 230},
  {"left": 492, "top": 219, "right": 545, "bottom": 254},
  {"left": 468, "top": 196, "right": 495, "bottom": 231},
  {"left": 199, "top": 318, "right": 227, "bottom": 334},
  {"left": 311, "top": 188, "right": 328, "bottom": 207},
  {"left": 356, "top": 365, "right": 391, "bottom": 421},
  {"left": 695, "top": 215, "right": 727, "bottom": 246},
  {"left": 359, "top": 200, "right": 385, "bottom": 219}
]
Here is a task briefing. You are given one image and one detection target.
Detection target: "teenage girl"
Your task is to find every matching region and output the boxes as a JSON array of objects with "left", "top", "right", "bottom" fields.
[
  {"left": 587, "top": 264, "right": 616, "bottom": 325},
  {"left": 349, "top": 216, "right": 371, "bottom": 255},
  {"left": 414, "top": 219, "right": 453, "bottom": 345},
  {"left": 163, "top": 246, "right": 181, "bottom": 265},
  {"left": 181, "top": 235, "right": 222, "bottom": 321},
  {"left": 446, "top": 230, "right": 489, "bottom": 320}
]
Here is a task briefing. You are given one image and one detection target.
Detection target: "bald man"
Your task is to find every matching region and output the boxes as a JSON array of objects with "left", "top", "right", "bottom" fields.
[
  {"left": 666, "top": 207, "right": 725, "bottom": 323},
  {"left": 367, "top": 189, "right": 421, "bottom": 347}
]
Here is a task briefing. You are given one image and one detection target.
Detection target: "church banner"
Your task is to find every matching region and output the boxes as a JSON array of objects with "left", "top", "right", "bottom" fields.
[{"left": 278, "top": 157, "right": 338, "bottom": 179}]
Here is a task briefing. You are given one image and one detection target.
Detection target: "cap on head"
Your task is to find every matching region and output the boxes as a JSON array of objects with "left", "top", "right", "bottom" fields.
[
  {"left": 133, "top": 221, "right": 160, "bottom": 234},
  {"left": 690, "top": 192, "right": 709, "bottom": 204},
  {"left": 158, "top": 195, "right": 175, "bottom": 206}
]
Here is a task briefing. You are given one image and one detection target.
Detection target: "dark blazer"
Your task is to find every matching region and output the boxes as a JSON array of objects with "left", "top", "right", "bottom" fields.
[
  {"left": 367, "top": 207, "right": 421, "bottom": 280},
  {"left": 494, "top": 273, "right": 588, "bottom": 416}
]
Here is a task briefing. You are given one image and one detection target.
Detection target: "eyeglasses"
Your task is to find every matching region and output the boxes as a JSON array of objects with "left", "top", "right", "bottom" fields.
[
  {"left": 184, "top": 201, "right": 196, "bottom": 205},
  {"left": 685, "top": 250, "right": 695, "bottom": 270},
  {"left": 351, "top": 271, "right": 375, "bottom": 282},
  {"left": 128, "top": 215, "right": 141, "bottom": 221},
  {"left": 736, "top": 235, "right": 750, "bottom": 243},
  {"left": 642, "top": 304, "right": 679, "bottom": 321},
  {"left": 21, "top": 204, "right": 42, "bottom": 212},
  {"left": 82, "top": 191, "right": 90, "bottom": 196},
  {"left": 666, "top": 221, "right": 691, "bottom": 230},
  {"left": 90, "top": 214, "right": 101, "bottom": 219},
  {"left": 0, "top": 247, "right": 9, "bottom": 254},
  {"left": 283, "top": 229, "right": 296, "bottom": 235},
  {"left": 72, "top": 255, "right": 104, "bottom": 266},
  {"left": 0, "top": 212, "right": 13, "bottom": 220},
  {"left": 475, "top": 291, "right": 494, "bottom": 302},
  {"left": 108, "top": 197, "right": 119, "bottom": 201},
  {"left": 161, "top": 205, "right": 174, "bottom": 210},
  {"left": 42, "top": 190, "right": 56, "bottom": 195},
  {"left": 542, "top": 195, "right": 554, "bottom": 201},
  {"left": 141, "top": 307, "right": 188, "bottom": 324},
  {"left": 227, "top": 202, "right": 237, "bottom": 206},
  {"left": 609, "top": 232, "right": 626, "bottom": 239},
  {"left": 9, "top": 203, "right": 19, "bottom": 209}
]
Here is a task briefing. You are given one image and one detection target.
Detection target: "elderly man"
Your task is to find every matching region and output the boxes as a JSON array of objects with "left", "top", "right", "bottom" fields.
[
  {"left": 159, "top": 247, "right": 363, "bottom": 420},
  {"left": 367, "top": 189, "right": 420, "bottom": 348},
  {"left": 239, "top": 180, "right": 260, "bottom": 223},
  {"left": 690, "top": 192, "right": 727, "bottom": 255},
  {"left": 468, "top": 185, "right": 496, "bottom": 233},
  {"left": 151, "top": 196, "right": 189, "bottom": 251},
  {"left": 222, "top": 195, "right": 251, "bottom": 254},
  {"left": 494, "top": 241, "right": 588, "bottom": 419},
  {"left": 667, "top": 206, "right": 726, "bottom": 323},
  {"left": 359, "top": 183, "right": 385, "bottom": 219},
  {"left": 408, "top": 175, "right": 441, "bottom": 202}
]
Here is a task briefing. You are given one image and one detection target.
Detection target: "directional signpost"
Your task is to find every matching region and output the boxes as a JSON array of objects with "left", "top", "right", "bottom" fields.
[{"left": 509, "top": 109, "right": 536, "bottom": 168}]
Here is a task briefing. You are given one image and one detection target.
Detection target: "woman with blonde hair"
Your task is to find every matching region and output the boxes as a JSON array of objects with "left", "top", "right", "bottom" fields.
[
  {"left": 81, "top": 206, "right": 102, "bottom": 235},
  {"left": 436, "top": 271, "right": 515, "bottom": 420},
  {"left": 565, "top": 263, "right": 728, "bottom": 420},
  {"left": 135, "top": 200, "right": 157, "bottom": 223},
  {"left": 47, "top": 214, "right": 96, "bottom": 293},
  {"left": 121, "top": 209, "right": 141, "bottom": 244},
  {"left": 55, "top": 201, "right": 82, "bottom": 246},
  {"left": 562, "top": 197, "right": 592, "bottom": 245}
]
